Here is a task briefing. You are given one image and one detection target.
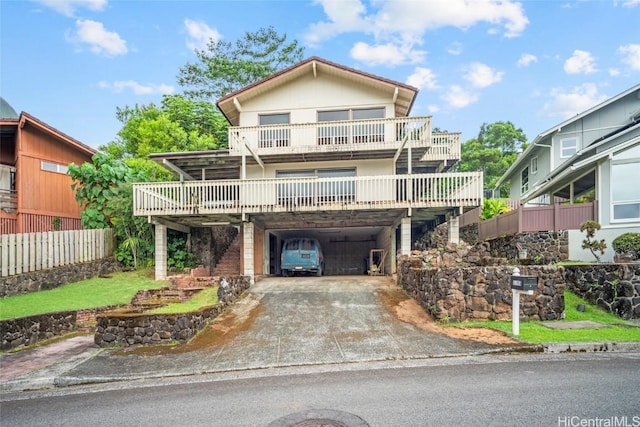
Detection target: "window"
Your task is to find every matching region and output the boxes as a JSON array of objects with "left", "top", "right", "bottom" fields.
[
  {"left": 612, "top": 161, "right": 640, "bottom": 221},
  {"left": 41, "top": 161, "right": 68, "bottom": 174},
  {"left": 521, "top": 166, "right": 529, "bottom": 194},
  {"left": 317, "top": 107, "right": 385, "bottom": 145},
  {"left": 531, "top": 157, "right": 538, "bottom": 174},
  {"left": 277, "top": 168, "right": 356, "bottom": 205},
  {"left": 560, "top": 137, "right": 578, "bottom": 158},
  {"left": 259, "top": 113, "right": 290, "bottom": 148}
]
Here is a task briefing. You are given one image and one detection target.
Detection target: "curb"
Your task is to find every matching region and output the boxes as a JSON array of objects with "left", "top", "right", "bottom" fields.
[{"left": 542, "top": 341, "right": 640, "bottom": 354}]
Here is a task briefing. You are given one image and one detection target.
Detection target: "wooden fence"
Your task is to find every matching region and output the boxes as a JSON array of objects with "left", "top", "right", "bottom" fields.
[
  {"left": 458, "top": 201, "right": 597, "bottom": 241},
  {"left": 0, "top": 228, "right": 115, "bottom": 277}
]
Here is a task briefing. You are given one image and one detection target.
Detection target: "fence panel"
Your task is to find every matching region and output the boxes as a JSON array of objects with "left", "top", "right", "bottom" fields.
[{"left": 0, "top": 228, "right": 114, "bottom": 277}]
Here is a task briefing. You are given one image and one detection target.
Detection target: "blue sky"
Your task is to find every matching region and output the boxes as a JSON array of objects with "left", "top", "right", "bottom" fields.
[{"left": 1, "top": 0, "right": 639, "bottom": 149}]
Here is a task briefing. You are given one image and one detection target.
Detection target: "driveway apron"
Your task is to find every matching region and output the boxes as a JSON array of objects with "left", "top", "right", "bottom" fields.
[{"left": 60, "top": 276, "right": 508, "bottom": 382}]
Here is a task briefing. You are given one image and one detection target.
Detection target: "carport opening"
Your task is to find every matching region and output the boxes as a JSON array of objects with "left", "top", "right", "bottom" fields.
[{"left": 268, "top": 227, "right": 391, "bottom": 276}]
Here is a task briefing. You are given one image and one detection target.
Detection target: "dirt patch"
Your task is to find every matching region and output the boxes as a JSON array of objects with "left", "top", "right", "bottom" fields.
[{"left": 378, "top": 284, "right": 521, "bottom": 346}]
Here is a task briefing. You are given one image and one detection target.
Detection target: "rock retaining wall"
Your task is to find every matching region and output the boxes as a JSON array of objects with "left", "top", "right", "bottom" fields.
[
  {"left": 397, "top": 254, "right": 565, "bottom": 322},
  {"left": 94, "top": 276, "right": 251, "bottom": 347},
  {"left": 0, "top": 257, "right": 121, "bottom": 298},
  {"left": 564, "top": 264, "right": 640, "bottom": 319},
  {"left": 1, "top": 311, "right": 77, "bottom": 350}
]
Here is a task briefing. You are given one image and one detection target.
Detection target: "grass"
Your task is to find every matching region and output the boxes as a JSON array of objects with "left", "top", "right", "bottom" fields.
[
  {"left": 147, "top": 287, "right": 219, "bottom": 314},
  {"left": 448, "top": 291, "right": 640, "bottom": 344},
  {"left": 0, "top": 269, "right": 168, "bottom": 320}
]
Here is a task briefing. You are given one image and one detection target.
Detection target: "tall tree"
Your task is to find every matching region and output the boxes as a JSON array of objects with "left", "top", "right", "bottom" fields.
[
  {"left": 456, "top": 121, "right": 528, "bottom": 195},
  {"left": 177, "top": 26, "right": 305, "bottom": 100}
]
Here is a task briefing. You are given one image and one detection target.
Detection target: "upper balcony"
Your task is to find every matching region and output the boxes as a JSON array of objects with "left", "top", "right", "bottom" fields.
[{"left": 227, "top": 116, "right": 460, "bottom": 168}]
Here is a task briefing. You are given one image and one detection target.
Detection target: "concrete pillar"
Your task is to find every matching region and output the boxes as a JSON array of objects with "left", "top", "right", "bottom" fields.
[
  {"left": 243, "top": 222, "right": 254, "bottom": 278},
  {"left": 154, "top": 223, "right": 167, "bottom": 280},
  {"left": 401, "top": 217, "right": 411, "bottom": 255},
  {"left": 390, "top": 228, "right": 397, "bottom": 274},
  {"left": 448, "top": 216, "right": 460, "bottom": 244}
]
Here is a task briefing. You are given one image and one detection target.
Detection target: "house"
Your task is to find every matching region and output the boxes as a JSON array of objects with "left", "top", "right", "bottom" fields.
[
  {"left": 133, "top": 57, "right": 483, "bottom": 280},
  {"left": 0, "top": 97, "right": 96, "bottom": 234},
  {"left": 495, "top": 84, "right": 640, "bottom": 261}
]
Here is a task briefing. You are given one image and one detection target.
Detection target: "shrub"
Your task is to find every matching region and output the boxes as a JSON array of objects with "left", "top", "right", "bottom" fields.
[
  {"left": 612, "top": 232, "right": 640, "bottom": 259},
  {"left": 480, "top": 198, "right": 511, "bottom": 220}
]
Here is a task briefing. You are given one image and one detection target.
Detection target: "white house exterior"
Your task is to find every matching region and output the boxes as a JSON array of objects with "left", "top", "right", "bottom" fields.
[
  {"left": 134, "top": 57, "right": 483, "bottom": 279},
  {"left": 495, "top": 83, "right": 640, "bottom": 261}
]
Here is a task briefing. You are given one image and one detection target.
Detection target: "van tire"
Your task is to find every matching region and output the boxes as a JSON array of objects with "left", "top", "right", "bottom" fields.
[
  {"left": 282, "top": 269, "right": 289, "bottom": 277},
  {"left": 316, "top": 267, "right": 322, "bottom": 277}
]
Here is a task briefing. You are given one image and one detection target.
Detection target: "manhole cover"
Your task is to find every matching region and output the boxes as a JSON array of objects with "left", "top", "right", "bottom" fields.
[{"left": 267, "top": 409, "right": 369, "bottom": 427}]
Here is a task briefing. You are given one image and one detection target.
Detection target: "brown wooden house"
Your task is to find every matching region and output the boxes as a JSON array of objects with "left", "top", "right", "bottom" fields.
[{"left": 0, "top": 97, "right": 96, "bottom": 234}]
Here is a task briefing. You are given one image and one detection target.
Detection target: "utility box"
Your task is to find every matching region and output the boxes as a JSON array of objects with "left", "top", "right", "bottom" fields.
[{"left": 510, "top": 275, "right": 538, "bottom": 292}]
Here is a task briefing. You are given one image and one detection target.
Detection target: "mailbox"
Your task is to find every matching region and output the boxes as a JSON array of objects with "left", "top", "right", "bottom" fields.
[{"left": 510, "top": 275, "right": 538, "bottom": 291}]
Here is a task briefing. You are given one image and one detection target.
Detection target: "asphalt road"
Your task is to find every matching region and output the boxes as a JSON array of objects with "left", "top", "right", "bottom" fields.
[{"left": 2, "top": 353, "right": 639, "bottom": 427}]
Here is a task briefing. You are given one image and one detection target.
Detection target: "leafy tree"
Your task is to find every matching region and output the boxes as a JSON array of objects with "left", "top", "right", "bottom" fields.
[
  {"left": 580, "top": 220, "right": 607, "bottom": 262},
  {"left": 101, "top": 95, "right": 228, "bottom": 166},
  {"left": 68, "top": 153, "right": 154, "bottom": 268},
  {"left": 456, "top": 121, "right": 528, "bottom": 196},
  {"left": 480, "top": 198, "right": 511, "bottom": 220},
  {"left": 177, "top": 26, "right": 304, "bottom": 100}
]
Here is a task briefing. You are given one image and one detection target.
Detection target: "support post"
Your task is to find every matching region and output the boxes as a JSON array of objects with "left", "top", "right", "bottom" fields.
[
  {"left": 243, "top": 222, "right": 255, "bottom": 279},
  {"left": 154, "top": 223, "right": 167, "bottom": 280},
  {"left": 401, "top": 217, "right": 411, "bottom": 255},
  {"left": 448, "top": 216, "right": 460, "bottom": 244}
]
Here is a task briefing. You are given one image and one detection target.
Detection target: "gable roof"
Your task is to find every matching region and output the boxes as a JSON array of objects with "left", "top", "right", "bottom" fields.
[
  {"left": 495, "top": 83, "right": 640, "bottom": 188},
  {"left": 216, "top": 56, "right": 418, "bottom": 126},
  {"left": 2, "top": 112, "right": 96, "bottom": 157}
]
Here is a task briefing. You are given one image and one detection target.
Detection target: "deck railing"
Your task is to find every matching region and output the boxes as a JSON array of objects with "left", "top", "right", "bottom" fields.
[
  {"left": 133, "top": 172, "right": 483, "bottom": 217},
  {"left": 227, "top": 117, "right": 462, "bottom": 160},
  {"left": 0, "top": 189, "right": 16, "bottom": 214}
]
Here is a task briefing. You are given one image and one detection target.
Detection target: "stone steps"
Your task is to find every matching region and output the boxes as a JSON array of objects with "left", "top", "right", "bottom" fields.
[{"left": 211, "top": 234, "right": 241, "bottom": 276}]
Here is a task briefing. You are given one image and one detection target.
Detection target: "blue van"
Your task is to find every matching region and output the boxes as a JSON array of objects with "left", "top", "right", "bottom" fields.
[{"left": 281, "top": 238, "right": 324, "bottom": 276}]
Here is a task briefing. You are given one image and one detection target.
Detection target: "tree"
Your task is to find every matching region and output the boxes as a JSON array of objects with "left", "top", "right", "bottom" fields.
[
  {"left": 177, "top": 26, "right": 304, "bottom": 100},
  {"left": 580, "top": 220, "right": 607, "bottom": 262},
  {"left": 68, "top": 153, "right": 154, "bottom": 268},
  {"left": 456, "top": 121, "right": 527, "bottom": 196}
]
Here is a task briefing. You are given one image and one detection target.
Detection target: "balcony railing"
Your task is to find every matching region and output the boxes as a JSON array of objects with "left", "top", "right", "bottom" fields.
[
  {"left": 0, "top": 189, "right": 17, "bottom": 214},
  {"left": 227, "top": 116, "right": 458, "bottom": 158},
  {"left": 133, "top": 172, "right": 483, "bottom": 217}
]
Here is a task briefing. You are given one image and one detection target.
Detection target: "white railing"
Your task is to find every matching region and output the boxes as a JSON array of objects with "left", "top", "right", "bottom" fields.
[
  {"left": 133, "top": 172, "right": 483, "bottom": 217},
  {"left": 0, "top": 228, "right": 115, "bottom": 277},
  {"left": 426, "top": 132, "right": 461, "bottom": 160},
  {"left": 228, "top": 116, "right": 442, "bottom": 155}
]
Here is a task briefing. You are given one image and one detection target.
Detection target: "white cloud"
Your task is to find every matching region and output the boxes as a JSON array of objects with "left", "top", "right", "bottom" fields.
[
  {"left": 350, "top": 41, "right": 426, "bottom": 66},
  {"left": 464, "top": 62, "right": 504, "bottom": 88},
  {"left": 619, "top": 44, "right": 640, "bottom": 71},
  {"left": 542, "top": 84, "right": 607, "bottom": 118},
  {"left": 427, "top": 105, "right": 440, "bottom": 113},
  {"left": 184, "top": 19, "right": 221, "bottom": 51},
  {"left": 447, "top": 42, "right": 463, "bottom": 56},
  {"left": 564, "top": 50, "right": 597, "bottom": 74},
  {"left": 442, "top": 85, "right": 478, "bottom": 108},
  {"left": 517, "top": 53, "right": 537, "bottom": 67},
  {"left": 619, "top": 0, "right": 640, "bottom": 7},
  {"left": 609, "top": 68, "right": 620, "bottom": 76},
  {"left": 98, "top": 80, "right": 174, "bottom": 95},
  {"left": 306, "top": 0, "right": 528, "bottom": 66},
  {"left": 69, "top": 19, "right": 127, "bottom": 56},
  {"left": 406, "top": 67, "right": 439, "bottom": 90},
  {"left": 36, "top": 0, "right": 107, "bottom": 17}
]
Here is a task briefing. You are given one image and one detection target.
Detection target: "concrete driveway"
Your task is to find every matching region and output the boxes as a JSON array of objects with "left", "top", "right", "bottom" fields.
[{"left": 56, "top": 276, "right": 511, "bottom": 385}]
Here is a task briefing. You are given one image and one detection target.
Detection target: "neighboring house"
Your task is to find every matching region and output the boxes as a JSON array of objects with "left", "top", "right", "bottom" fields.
[
  {"left": 133, "top": 57, "right": 483, "bottom": 279},
  {"left": 495, "top": 84, "right": 640, "bottom": 261},
  {"left": 0, "top": 97, "right": 96, "bottom": 234}
]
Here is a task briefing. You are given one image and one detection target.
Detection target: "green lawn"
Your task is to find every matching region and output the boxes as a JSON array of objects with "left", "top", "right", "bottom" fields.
[
  {"left": 0, "top": 269, "right": 168, "bottom": 320},
  {"left": 449, "top": 291, "right": 640, "bottom": 343},
  {"left": 146, "top": 287, "right": 219, "bottom": 314}
]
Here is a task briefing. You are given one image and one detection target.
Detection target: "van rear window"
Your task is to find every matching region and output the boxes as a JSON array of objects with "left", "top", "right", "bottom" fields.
[{"left": 284, "top": 239, "right": 315, "bottom": 250}]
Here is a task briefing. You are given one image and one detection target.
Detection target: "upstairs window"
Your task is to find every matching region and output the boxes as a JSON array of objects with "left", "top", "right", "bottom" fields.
[
  {"left": 521, "top": 166, "right": 529, "bottom": 194},
  {"left": 258, "top": 113, "right": 290, "bottom": 148},
  {"left": 531, "top": 157, "right": 538, "bottom": 174},
  {"left": 612, "top": 160, "right": 640, "bottom": 221},
  {"left": 560, "top": 137, "right": 578, "bottom": 158},
  {"left": 317, "top": 107, "right": 385, "bottom": 145}
]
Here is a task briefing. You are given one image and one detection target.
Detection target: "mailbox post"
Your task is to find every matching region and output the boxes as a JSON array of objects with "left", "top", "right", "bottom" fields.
[{"left": 510, "top": 267, "right": 538, "bottom": 335}]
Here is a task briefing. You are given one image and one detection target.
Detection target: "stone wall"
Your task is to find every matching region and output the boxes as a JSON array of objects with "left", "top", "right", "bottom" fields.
[
  {"left": 94, "top": 276, "right": 251, "bottom": 347},
  {"left": 397, "top": 254, "right": 565, "bottom": 322},
  {"left": 489, "top": 231, "right": 569, "bottom": 265},
  {"left": 1, "top": 311, "right": 77, "bottom": 350},
  {"left": 0, "top": 257, "right": 121, "bottom": 298},
  {"left": 564, "top": 264, "right": 640, "bottom": 319}
]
